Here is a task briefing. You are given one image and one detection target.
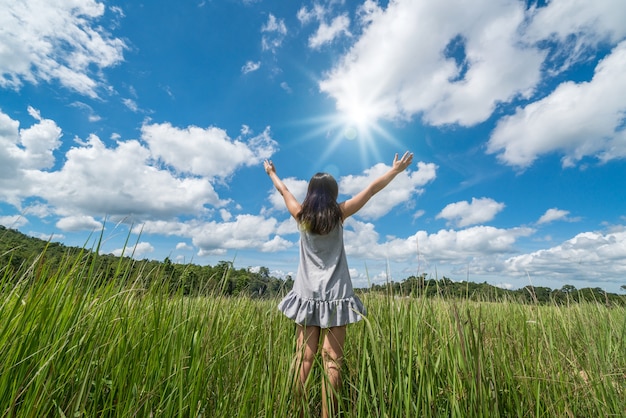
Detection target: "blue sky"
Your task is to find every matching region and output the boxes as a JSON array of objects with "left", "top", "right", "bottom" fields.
[{"left": 1, "top": 0, "right": 626, "bottom": 292}]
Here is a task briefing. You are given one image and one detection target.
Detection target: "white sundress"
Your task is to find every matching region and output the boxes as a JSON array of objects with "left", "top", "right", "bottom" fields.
[{"left": 277, "top": 223, "right": 366, "bottom": 328}]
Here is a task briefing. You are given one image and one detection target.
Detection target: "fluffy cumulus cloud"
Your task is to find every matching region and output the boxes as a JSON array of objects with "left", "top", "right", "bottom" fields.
[
  {"left": 15, "top": 107, "right": 62, "bottom": 170},
  {"left": 437, "top": 197, "right": 505, "bottom": 228},
  {"left": 193, "top": 215, "right": 284, "bottom": 255},
  {"left": 0, "top": 215, "right": 28, "bottom": 229},
  {"left": 268, "top": 178, "right": 309, "bottom": 212},
  {"left": 487, "top": 41, "right": 626, "bottom": 168},
  {"left": 111, "top": 241, "right": 154, "bottom": 258},
  {"left": 342, "top": 218, "right": 534, "bottom": 264},
  {"left": 416, "top": 226, "right": 533, "bottom": 261},
  {"left": 319, "top": 0, "right": 544, "bottom": 126},
  {"left": 26, "top": 134, "right": 221, "bottom": 218},
  {"left": 56, "top": 215, "right": 103, "bottom": 232},
  {"left": 0, "top": 0, "right": 126, "bottom": 97},
  {"left": 135, "top": 214, "right": 293, "bottom": 256},
  {"left": 0, "top": 109, "right": 278, "bottom": 227},
  {"left": 0, "top": 107, "right": 62, "bottom": 206},
  {"left": 339, "top": 161, "right": 437, "bottom": 219},
  {"left": 320, "top": 0, "right": 626, "bottom": 168},
  {"left": 503, "top": 230, "right": 626, "bottom": 283},
  {"left": 141, "top": 122, "right": 277, "bottom": 179}
]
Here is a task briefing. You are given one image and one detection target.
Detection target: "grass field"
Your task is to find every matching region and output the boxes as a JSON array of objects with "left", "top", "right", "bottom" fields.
[{"left": 1, "top": 252, "right": 625, "bottom": 417}]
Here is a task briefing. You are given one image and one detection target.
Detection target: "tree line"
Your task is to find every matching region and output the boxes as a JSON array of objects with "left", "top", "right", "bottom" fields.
[
  {"left": 365, "top": 275, "right": 626, "bottom": 306},
  {"left": 1, "top": 225, "right": 624, "bottom": 305}
]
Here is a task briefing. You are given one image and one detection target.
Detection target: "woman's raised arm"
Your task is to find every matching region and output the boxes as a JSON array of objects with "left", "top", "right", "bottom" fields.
[
  {"left": 264, "top": 159, "right": 302, "bottom": 219},
  {"left": 340, "top": 151, "right": 413, "bottom": 220}
]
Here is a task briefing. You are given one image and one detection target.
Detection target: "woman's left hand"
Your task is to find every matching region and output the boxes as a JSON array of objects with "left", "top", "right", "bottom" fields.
[{"left": 264, "top": 159, "right": 276, "bottom": 175}]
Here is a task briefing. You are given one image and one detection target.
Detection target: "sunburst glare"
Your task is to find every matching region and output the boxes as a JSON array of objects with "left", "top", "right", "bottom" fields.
[{"left": 287, "top": 104, "right": 402, "bottom": 171}]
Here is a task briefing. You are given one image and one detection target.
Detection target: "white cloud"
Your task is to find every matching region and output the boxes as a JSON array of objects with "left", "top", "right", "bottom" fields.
[
  {"left": 192, "top": 215, "right": 280, "bottom": 253},
  {"left": 437, "top": 197, "right": 505, "bottom": 228},
  {"left": 25, "top": 133, "right": 222, "bottom": 218},
  {"left": 319, "top": 0, "right": 544, "bottom": 126},
  {"left": 416, "top": 226, "right": 533, "bottom": 261},
  {"left": 0, "top": 107, "right": 62, "bottom": 207},
  {"left": 137, "top": 215, "right": 293, "bottom": 256},
  {"left": 260, "top": 235, "right": 293, "bottom": 252},
  {"left": 487, "top": 41, "right": 626, "bottom": 168},
  {"left": 356, "top": 0, "right": 383, "bottom": 26},
  {"left": 241, "top": 61, "right": 261, "bottom": 74},
  {"left": 275, "top": 217, "right": 298, "bottom": 235},
  {"left": 263, "top": 13, "right": 287, "bottom": 33},
  {"left": 0, "top": 215, "right": 28, "bottom": 228},
  {"left": 22, "top": 202, "right": 54, "bottom": 219},
  {"left": 503, "top": 230, "right": 626, "bottom": 283},
  {"left": 343, "top": 218, "right": 534, "bottom": 264},
  {"left": 537, "top": 208, "right": 571, "bottom": 225},
  {"left": 261, "top": 14, "right": 287, "bottom": 52},
  {"left": 70, "top": 102, "right": 101, "bottom": 122},
  {"left": 240, "top": 125, "right": 251, "bottom": 136},
  {"left": 30, "top": 231, "right": 66, "bottom": 241},
  {"left": 524, "top": 0, "right": 626, "bottom": 72},
  {"left": 308, "top": 14, "right": 351, "bottom": 49},
  {"left": 495, "top": 282, "right": 514, "bottom": 290},
  {"left": 141, "top": 122, "right": 277, "bottom": 179},
  {"left": 0, "top": 0, "right": 126, "bottom": 97},
  {"left": 297, "top": 4, "right": 324, "bottom": 24},
  {"left": 0, "top": 111, "right": 22, "bottom": 189},
  {"left": 220, "top": 209, "right": 232, "bottom": 222},
  {"left": 298, "top": 4, "right": 352, "bottom": 49},
  {"left": 176, "top": 242, "right": 193, "bottom": 251},
  {"left": 56, "top": 215, "right": 103, "bottom": 231},
  {"left": 280, "top": 81, "right": 292, "bottom": 93},
  {"left": 339, "top": 161, "right": 437, "bottom": 220},
  {"left": 15, "top": 107, "right": 62, "bottom": 170},
  {"left": 122, "top": 98, "right": 139, "bottom": 112},
  {"left": 131, "top": 219, "right": 194, "bottom": 237},
  {"left": 268, "top": 177, "right": 308, "bottom": 211},
  {"left": 413, "top": 210, "right": 425, "bottom": 221},
  {"left": 112, "top": 241, "right": 154, "bottom": 258},
  {"left": 319, "top": 0, "right": 626, "bottom": 136},
  {"left": 0, "top": 109, "right": 280, "bottom": 229}
]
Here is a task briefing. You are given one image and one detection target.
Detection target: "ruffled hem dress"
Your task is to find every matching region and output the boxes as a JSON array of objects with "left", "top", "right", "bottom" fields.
[{"left": 278, "top": 223, "right": 366, "bottom": 328}]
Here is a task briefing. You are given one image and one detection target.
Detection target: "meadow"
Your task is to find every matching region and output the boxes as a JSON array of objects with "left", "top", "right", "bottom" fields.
[{"left": 1, "top": 249, "right": 625, "bottom": 417}]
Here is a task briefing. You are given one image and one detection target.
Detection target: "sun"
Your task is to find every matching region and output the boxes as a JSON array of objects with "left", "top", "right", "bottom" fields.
[
  {"left": 286, "top": 88, "right": 403, "bottom": 169},
  {"left": 332, "top": 98, "right": 403, "bottom": 161},
  {"left": 340, "top": 100, "right": 378, "bottom": 139}
]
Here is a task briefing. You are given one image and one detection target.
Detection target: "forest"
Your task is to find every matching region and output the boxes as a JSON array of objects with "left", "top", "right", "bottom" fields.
[{"left": 2, "top": 225, "right": 624, "bottom": 306}]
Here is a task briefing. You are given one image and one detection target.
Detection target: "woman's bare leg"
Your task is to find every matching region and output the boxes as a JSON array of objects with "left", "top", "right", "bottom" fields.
[
  {"left": 294, "top": 325, "right": 321, "bottom": 415},
  {"left": 321, "top": 325, "right": 346, "bottom": 418}
]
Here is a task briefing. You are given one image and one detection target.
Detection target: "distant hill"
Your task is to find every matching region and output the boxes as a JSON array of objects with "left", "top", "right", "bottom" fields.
[
  {"left": 1, "top": 224, "right": 76, "bottom": 271},
  {"left": 1, "top": 225, "right": 624, "bottom": 305}
]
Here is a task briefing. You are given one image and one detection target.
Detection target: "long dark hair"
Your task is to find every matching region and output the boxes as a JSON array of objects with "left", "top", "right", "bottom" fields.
[{"left": 297, "top": 172, "right": 342, "bottom": 235}]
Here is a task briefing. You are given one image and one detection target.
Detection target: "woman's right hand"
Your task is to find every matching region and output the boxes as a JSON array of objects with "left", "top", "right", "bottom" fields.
[{"left": 392, "top": 151, "right": 414, "bottom": 173}]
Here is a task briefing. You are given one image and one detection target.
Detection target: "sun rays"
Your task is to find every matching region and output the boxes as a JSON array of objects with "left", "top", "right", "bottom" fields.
[{"left": 287, "top": 105, "right": 403, "bottom": 173}]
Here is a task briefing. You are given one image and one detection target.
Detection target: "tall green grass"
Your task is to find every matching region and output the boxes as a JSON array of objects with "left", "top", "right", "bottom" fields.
[{"left": 1, "top": 250, "right": 624, "bottom": 417}]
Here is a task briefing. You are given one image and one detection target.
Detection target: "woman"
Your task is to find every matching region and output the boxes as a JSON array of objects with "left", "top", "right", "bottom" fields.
[{"left": 264, "top": 151, "right": 413, "bottom": 417}]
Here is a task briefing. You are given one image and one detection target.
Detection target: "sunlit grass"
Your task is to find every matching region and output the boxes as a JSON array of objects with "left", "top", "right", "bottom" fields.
[{"left": 1, "top": 250, "right": 624, "bottom": 417}]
